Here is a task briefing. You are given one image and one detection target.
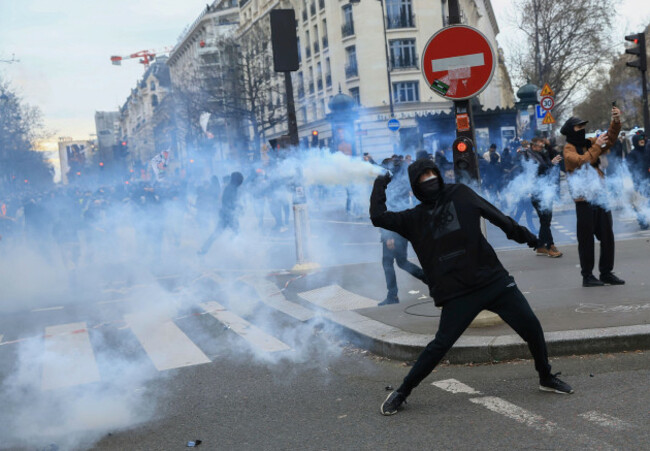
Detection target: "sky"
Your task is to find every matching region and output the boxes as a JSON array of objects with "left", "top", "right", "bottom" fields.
[{"left": 1, "top": 0, "right": 649, "bottom": 151}]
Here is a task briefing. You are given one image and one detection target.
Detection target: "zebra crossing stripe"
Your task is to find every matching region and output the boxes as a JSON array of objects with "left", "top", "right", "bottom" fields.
[
  {"left": 41, "top": 322, "right": 101, "bottom": 391},
  {"left": 125, "top": 313, "right": 211, "bottom": 371},
  {"left": 431, "top": 378, "right": 482, "bottom": 394},
  {"left": 200, "top": 301, "right": 291, "bottom": 353},
  {"left": 298, "top": 284, "right": 378, "bottom": 311},
  {"left": 469, "top": 397, "right": 557, "bottom": 433},
  {"left": 578, "top": 411, "right": 634, "bottom": 430}
]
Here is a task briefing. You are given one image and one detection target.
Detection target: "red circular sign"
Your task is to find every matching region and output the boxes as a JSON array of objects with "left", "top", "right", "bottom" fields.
[{"left": 421, "top": 25, "right": 496, "bottom": 100}]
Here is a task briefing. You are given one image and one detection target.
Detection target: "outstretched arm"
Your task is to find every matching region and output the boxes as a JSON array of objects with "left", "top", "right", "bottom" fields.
[
  {"left": 369, "top": 174, "right": 410, "bottom": 239},
  {"left": 466, "top": 186, "right": 537, "bottom": 247}
]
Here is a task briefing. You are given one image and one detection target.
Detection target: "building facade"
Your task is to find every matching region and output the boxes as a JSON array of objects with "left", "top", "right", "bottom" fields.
[
  {"left": 238, "top": 0, "right": 515, "bottom": 159},
  {"left": 166, "top": 0, "right": 241, "bottom": 169},
  {"left": 94, "top": 111, "right": 120, "bottom": 164},
  {"left": 118, "top": 56, "right": 172, "bottom": 173},
  {"left": 57, "top": 137, "right": 97, "bottom": 185}
]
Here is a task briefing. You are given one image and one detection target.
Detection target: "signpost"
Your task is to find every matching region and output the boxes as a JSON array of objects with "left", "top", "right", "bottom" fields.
[
  {"left": 422, "top": 23, "right": 496, "bottom": 183},
  {"left": 387, "top": 118, "right": 400, "bottom": 132}
]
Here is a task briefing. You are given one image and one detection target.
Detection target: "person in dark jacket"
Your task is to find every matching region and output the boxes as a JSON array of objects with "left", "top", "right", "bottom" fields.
[
  {"left": 562, "top": 108, "right": 624, "bottom": 287},
  {"left": 198, "top": 171, "right": 244, "bottom": 255},
  {"left": 371, "top": 159, "right": 573, "bottom": 416},
  {"left": 378, "top": 157, "right": 426, "bottom": 305},
  {"left": 626, "top": 133, "right": 650, "bottom": 229},
  {"left": 525, "top": 137, "right": 563, "bottom": 257}
]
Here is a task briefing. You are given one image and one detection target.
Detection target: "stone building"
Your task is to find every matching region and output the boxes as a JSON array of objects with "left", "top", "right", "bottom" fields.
[
  {"left": 118, "top": 57, "right": 172, "bottom": 173},
  {"left": 238, "top": 0, "right": 515, "bottom": 159},
  {"left": 166, "top": 0, "right": 242, "bottom": 170}
]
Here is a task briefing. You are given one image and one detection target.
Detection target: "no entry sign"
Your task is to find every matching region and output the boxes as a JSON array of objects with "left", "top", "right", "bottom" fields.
[{"left": 422, "top": 25, "right": 496, "bottom": 100}]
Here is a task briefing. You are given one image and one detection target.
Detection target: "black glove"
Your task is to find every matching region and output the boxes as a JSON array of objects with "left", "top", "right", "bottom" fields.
[
  {"left": 527, "top": 233, "right": 539, "bottom": 249},
  {"left": 375, "top": 171, "right": 392, "bottom": 186}
]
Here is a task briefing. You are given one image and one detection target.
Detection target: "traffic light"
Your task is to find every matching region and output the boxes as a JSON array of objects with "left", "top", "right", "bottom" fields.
[
  {"left": 118, "top": 140, "right": 129, "bottom": 159},
  {"left": 452, "top": 136, "right": 480, "bottom": 182},
  {"left": 311, "top": 130, "right": 319, "bottom": 148},
  {"left": 625, "top": 33, "right": 647, "bottom": 71}
]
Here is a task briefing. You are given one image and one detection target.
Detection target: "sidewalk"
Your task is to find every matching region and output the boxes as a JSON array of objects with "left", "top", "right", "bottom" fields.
[{"left": 265, "top": 237, "right": 650, "bottom": 363}]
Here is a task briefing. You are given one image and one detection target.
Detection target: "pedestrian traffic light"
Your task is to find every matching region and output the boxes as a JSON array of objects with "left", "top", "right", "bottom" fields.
[
  {"left": 452, "top": 136, "right": 480, "bottom": 182},
  {"left": 311, "top": 130, "right": 319, "bottom": 147},
  {"left": 625, "top": 33, "right": 647, "bottom": 71}
]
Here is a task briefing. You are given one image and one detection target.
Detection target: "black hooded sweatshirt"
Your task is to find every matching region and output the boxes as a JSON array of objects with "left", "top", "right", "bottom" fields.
[{"left": 370, "top": 159, "right": 537, "bottom": 306}]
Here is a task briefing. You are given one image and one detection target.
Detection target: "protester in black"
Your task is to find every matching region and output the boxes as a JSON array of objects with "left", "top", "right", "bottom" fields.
[
  {"left": 561, "top": 108, "right": 624, "bottom": 287},
  {"left": 626, "top": 133, "right": 650, "bottom": 229},
  {"left": 198, "top": 171, "right": 244, "bottom": 255},
  {"left": 525, "top": 137, "right": 563, "bottom": 257},
  {"left": 370, "top": 158, "right": 573, "bottom": 416},
  {"left": 377, "top": 157, "right": 426, "bottom": 305}
]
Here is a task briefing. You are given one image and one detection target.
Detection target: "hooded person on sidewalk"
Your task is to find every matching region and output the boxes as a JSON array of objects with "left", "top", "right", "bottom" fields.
[
  {"left": 561, "top": 107, "right": 625, "bottom": 287},
  {"left": 370, "top": 158, "right": 573, "bottom": 416}
]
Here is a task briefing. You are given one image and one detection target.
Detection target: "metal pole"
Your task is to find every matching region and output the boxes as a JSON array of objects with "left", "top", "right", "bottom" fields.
[
  {"left": 379, "top": 0, "right": 395, "bottom": 118},
  {"left": 284, "top": 72, "right": 299, "bottom": 146},
  {"left": 642, "top": 69, "right": 650, "bottom": 133}
]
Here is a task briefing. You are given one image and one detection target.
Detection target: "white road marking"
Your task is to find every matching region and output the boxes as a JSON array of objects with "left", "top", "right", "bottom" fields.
[
  {"left": 578, "top": 411, "right": 635, "bottom": 430},
  {"left": 241, "top": 276, "right": 314, "bottom": 322},
  {"left": 41, "top": 322, "right": 101, "bottom": 390},
  {"left": 125, "top": 313, "right": 211, "bottom": 371},
  {"left": 432, "top": 53, "right": 485, "bottom": 72},
  {"left": 31, "top": 306, "right": 64, "bottom": 312},
  {"left": 432, "top": 378, "right": 482, "bottom": 395},
  {"left": 200, "top": 301, "right": 290, "bottom": 353},
  {"left": 0, "top": 334, "right": 3, "bottom": 344},
  {"left": 469, "top": 397, "right": 557, "bottom": 433},
  {"left": 298, "top": 284, "right": 378, "bottom": 311}
]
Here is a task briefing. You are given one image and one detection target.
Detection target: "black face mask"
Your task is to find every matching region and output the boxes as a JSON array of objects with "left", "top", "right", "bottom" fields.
[
  {"left": 419, "top": 177, "right": 441, "bottom": 203},
  {"left": 566, "top": 128, "right": 589, "bottom": 151}
]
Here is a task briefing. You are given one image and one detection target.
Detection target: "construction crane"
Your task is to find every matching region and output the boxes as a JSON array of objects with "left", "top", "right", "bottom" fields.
[{"left": 110, "top": 47, "right": 174, "bottom": 69}]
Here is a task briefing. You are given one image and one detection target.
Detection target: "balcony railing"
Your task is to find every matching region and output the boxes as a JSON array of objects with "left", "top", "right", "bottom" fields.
[
  {"left": 305, "top": 47, "right": 311, "bottom": 59},
  {"left": 345, "top": 63, "right": 358, "bottom": 78},
  {"left": 322, "top": 36, "right": 328, "bottom": 49},
  {"left": 391, "top": 55, "right": 419, "bottom": 70},
  {"left": 317, "top": 78, "right": 323, "bottom": 91},
  {"left": 309, "top": 82, "right": 315, "bottom": 94},
  {"left": 386, "top": 13, "right": 415, "bottom": 29},
  {"left": 325, "top": 74, "right": 332, "bottom": 87},
  {"left": 313, "top": 41, "right": 320, "bottom": 54},
  {"left": 341, "top": 22, "right": 355, "bottom": 38},
  {"left": 319, "top": 0, "right": 325, "bottom": 10}
]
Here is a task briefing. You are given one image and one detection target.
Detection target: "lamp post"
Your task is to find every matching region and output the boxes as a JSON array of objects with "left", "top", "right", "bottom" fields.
[{"left": 349, "top": 0, "right": 394, "bottom": 118}]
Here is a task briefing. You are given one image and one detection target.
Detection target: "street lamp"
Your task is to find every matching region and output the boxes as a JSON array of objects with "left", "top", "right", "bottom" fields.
[{"left": 349, "top": 0, "right": 394, "bottom": 118}]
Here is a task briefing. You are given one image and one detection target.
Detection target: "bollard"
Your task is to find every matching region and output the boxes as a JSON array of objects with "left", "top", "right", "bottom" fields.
[{"left": 291, "top": 183, "right": 319, "bottom": 274}]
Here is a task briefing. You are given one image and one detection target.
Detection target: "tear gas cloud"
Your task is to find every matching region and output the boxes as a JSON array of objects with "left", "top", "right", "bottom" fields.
[
  {"left": 0, "top": 146, "right": 390, "bottom": 450},
  {"left": 2, "top": 138, "right": 649, "bottom": 449}
]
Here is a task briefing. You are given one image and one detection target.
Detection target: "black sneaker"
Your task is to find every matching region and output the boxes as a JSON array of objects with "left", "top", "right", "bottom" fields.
[
  {"left": 600, "top": 272, "right": 625, "bottom": 285},
  {"left": 378, "top": 297, "right": 399, "bottom": 306},
  {"left": 381, "top": 391, "right": 407, "bottom": 415},
  {"left": 539, "top": 372, "right": 574, "bottom": 394},
  {"left": 582, "top": 275, "right": 605, "bottom": 287}
]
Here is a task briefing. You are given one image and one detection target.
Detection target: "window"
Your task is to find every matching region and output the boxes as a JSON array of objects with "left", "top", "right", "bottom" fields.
[
  {"left": 317, "top": 62, "right": 323, "bottom": 91},
  {"left": 393, "top": 81, "right": 419, "bottom": 103},
  {"left": 342, "top": 4, "right": 354, "bottom": 37},
  {"left": 349, "top": 87, "right": 361, "bottom": 106},
  {"left": 322, "top": 19, "right": 328, "bottom": 48},
  {"left": 297, "top": 36, "right": 302, "bottom": 63},
  {"left": 150, "top": 81, "right": 156, "bottom": 91},
  {"left": 389, "top": 39, "right": 417, "bottom": 69},
  {"left": 151, "top": 95, "right": 159, "bottom": 107},
  {"left": 386, "top": 0, "right": 415, "bottom": 29},
  {"left": 345, "top": 46, "right": 358, "bottom": 78},
  {"left": 313, "top": 25, "right": 320, "bottom": 53},
  {"left": 325, "top": 57, "right": 332, "bottom": 87}
]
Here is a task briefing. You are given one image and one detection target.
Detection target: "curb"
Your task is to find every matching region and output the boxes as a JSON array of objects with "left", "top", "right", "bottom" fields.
[
  {"left": 321, "top": 310, "right": 650, "bottom": 363},
  {"left": 243, "top": 276, "right": 650, "bottom": 364}
]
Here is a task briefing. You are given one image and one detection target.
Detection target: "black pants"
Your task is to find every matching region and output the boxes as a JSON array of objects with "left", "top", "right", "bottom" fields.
[
  {"left": 575, "top": 201, "right": 614, "bottom": 278},
  {"left": 532, "top": 197, "right": 554, "bottom": 248},
  {"left": 397, "top": 276, "right": 552, "bottom": 397},
  {"left": 382, "top": 235, "right": 426, "bottom": 299}
]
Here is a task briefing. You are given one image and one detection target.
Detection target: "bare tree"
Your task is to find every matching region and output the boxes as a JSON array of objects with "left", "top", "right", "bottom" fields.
[
  {"left": 0, "top": 79, "right": 53, "bottom": 189},
  {"left": 575, "top": 26, "right": 650, "bottom": 130},
  {"left": 508, "top": 0, "right": 616, "bottom": 117},
  {"left": 208, "top": 22, "right": 285, "bottom": 160}
]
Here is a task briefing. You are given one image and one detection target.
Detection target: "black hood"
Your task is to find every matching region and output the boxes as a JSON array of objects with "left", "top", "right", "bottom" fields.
[
  {"left": 230, "top": 171, "right": 244, "bottom": 187},
  {"left": 632, "top": 134, "right": 646, "bottom": 150},
  {"left": 407, "top": 158, "right": 444, "bottom": 203}
]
